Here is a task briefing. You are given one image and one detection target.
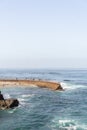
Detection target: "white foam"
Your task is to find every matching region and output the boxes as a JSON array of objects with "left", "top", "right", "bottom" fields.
[
  {"left": 21, "top": 94, "right": 34, "bottom": 98},
  {"left": 4, "top": 93, "right": 11, "bottom": 99},
  {"left": 51, "top": 118, "right": 87, "bottom": 130},
  {"left": 59, "top": 120, "right": 76, "bottom": 130},
  {"left": 59, "top": 120, "right": 87, "bottom": 130},
  {"left": 61, "top": 82, "right": 87, "bottom": 90},
  {"left": 17, "top": 98, "right": 26, "bottom": 106},
  {"left": 18, "top": 98, "right": 25, "bottom": 102},
  {"left": 59, "top": 119, "right": 74, "bottom": 123},
  {"left": 8, "top": 108, "right": 17, "bottom": 113},
  {"left": 18, "top": 94, "right": 34, "bottom": 105},
  {"left": 61, "top": 82, "right": 72, "bottom": 90}
]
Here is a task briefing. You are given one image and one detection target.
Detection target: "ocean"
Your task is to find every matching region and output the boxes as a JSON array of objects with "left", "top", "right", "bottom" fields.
[{"left": 0, "top": 69, "right": 87, "bottom": 130}]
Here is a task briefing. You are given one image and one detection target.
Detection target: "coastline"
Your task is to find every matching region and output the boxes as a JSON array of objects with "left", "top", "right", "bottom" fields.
[{"left": 0, "top": 79, "right": 63, "bottom": 90}]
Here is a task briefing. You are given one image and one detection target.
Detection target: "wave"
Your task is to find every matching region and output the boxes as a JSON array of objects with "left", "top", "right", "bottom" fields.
[
  {"left": 59, "top": 119, "right": 77, "bottom": 130},
  {"left": 18, "top": 98, "right": 30, "bottom": 106},
  {"left": 4, "top": 93, "right": 11, "bottom": 99},
  {"left": 21, "top": 94, "right": 34, "bottom": 98},
  {"left": 50, "top": 118, "right": 87, "bottom": 130},
  {"left": 7, "top": 108, "right": 17, "bottom": 114},
  {"left": 18, "top": 94, "right": 35, "bottom": 106},
  {"left": 61, "top": 82, "right": 87, "bottom": 90}
]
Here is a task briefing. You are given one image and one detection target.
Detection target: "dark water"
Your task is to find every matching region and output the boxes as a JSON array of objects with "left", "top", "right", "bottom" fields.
[{"left": 0, "top": 69, "right": 87, "bottom": 130}]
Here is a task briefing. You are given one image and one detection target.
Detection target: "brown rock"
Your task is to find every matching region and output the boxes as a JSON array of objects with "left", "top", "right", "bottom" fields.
[
  {"left": 0, "top": 79, "right": 63, "bottom": 90},
  {"left": 0, "top": 98, "right": 19, "bottom": 109}
]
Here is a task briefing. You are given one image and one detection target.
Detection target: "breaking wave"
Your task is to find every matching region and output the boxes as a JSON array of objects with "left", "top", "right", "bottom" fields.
[
  {"left": 50, "top": 118, "right": 87, "bottom": 130},
  {"left": 61, "top": 82, "right": 87, "bottom": 90}
]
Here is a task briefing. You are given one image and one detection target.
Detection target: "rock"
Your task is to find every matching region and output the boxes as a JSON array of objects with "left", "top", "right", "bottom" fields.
[
  {"left": 0, "top": 79, "right": 63, "bottom": 90},
  {"left": 55, "top": 83, "right": 63, "bottom": 90},
  {"left": 0, "top": 98, "right": 19, "bottom": 110}
]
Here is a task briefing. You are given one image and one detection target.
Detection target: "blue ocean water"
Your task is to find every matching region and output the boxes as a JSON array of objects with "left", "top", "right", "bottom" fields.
[{"left": 0, "top": 69, "right": 87, "bottom": 130}]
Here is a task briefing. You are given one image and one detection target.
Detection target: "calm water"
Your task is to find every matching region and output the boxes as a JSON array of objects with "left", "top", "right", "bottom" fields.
[{"left": 0, "top": 69, "right": 87, "bottom": 130}]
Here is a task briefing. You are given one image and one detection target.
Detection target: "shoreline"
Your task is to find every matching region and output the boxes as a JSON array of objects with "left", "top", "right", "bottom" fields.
[{"left": 0, "top": 79, "right": 63, "bottom": 90}]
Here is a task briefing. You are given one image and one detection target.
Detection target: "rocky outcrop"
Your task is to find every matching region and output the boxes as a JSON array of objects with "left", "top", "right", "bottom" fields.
[
  {"left": 34, "top": 81, "right": 63, "bottom": 90},
  {"left": 0, "top": 79, "right": 63, "bottom": 90},
  {"left": 0, "top": 98, "right": 19, "bottom": 110}
]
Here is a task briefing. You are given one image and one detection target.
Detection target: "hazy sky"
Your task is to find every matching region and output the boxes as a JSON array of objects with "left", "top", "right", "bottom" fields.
[{"left": 0, "top": 0, "right": 87, "bottom": 69}]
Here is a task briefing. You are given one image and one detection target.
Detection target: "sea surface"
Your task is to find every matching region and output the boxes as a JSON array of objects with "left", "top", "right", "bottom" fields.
[{"left": 0, "top": 69, "right": 87, "bottom": 130}]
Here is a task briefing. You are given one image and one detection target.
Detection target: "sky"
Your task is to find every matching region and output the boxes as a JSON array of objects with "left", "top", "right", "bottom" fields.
[{"left": 0, "top": 0, "right": 87, "bottom": 69}]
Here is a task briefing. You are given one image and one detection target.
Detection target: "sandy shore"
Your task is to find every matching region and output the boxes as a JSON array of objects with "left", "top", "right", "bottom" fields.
[{"left": 0, "top": 79, "right": 63, "bottom": 90}]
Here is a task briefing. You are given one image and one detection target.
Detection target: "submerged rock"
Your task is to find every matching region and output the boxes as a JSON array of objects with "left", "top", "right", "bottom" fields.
[{"left": 0, "top": 98, "right": 19, "bottom": 110}]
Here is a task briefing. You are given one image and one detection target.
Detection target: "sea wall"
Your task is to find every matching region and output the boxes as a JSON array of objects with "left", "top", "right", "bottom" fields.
[{"left": 0, "top": 79, "right": 63, "bottom": 90}]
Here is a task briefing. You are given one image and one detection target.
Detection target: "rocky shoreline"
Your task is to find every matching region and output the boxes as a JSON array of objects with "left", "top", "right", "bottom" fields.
[{"left": 0, "top": 79, "right": 63, "bottom": 90}]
